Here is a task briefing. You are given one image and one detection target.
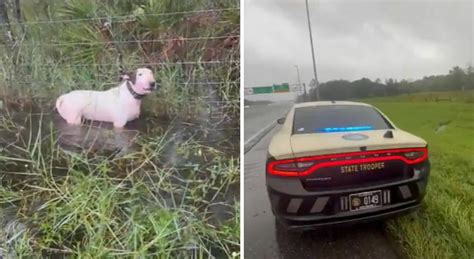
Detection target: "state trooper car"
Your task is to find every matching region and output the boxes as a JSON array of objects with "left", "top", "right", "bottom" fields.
[{"left": 266, "top": 101, "right": 429, "bottom": 229}]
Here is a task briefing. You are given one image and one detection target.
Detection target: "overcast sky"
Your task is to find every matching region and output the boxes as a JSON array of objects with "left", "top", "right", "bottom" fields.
[{"left": 244, "top": 0, "right": 474, "bottom": 88}]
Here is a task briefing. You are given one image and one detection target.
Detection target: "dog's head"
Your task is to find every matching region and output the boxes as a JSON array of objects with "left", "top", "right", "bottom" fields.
[{"left": 126, "top": 67, "right": 158, "bottom": 95}]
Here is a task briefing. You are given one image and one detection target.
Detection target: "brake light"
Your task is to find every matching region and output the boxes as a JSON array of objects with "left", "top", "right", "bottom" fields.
[
  {"left": 267, "top": 147, "right": 428, "bottom": 177},
  {"left": 403, "top": 150, "right": 425, "bottom": 160},
  {"left": 268, "top": 160, "right": 315, "bottom": 176}
]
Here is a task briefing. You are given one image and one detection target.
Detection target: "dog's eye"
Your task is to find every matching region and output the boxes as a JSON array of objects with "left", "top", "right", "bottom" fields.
[{"left": 138, "top": 73, "right": 142, "bottom": 76}]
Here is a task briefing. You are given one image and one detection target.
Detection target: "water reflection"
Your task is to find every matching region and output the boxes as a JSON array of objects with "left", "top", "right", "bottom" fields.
[{"left": 54, "top": 116, "right": 141, "bottom": 155}]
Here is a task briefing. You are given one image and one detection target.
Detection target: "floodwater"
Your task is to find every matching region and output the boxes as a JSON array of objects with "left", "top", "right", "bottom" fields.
[
  {"left": 0, "top": 99, "right": 239, "bottom": 159},
  {"left": 0, "top": 100, "right": 239, "bottom": 257}
]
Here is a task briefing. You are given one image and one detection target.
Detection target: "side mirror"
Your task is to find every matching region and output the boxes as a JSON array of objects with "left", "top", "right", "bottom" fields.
[{"left": 277, "top": 118, "right": 285, "bottom": 125}]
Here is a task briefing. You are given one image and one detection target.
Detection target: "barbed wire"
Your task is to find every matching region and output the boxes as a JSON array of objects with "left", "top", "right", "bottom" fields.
[
  {"left": 0, "top": 7, "right": 240, "bottom": 27},
  {"left": 0, "top": 97, "right": 240, "bottom": 108},
  {"left": 9, "top": 60, "right": 239, "bottom": 68},
  {"left": 8, "top": 81, "right": 239, "bottom": 87},
  {"left": 0, "top": 35, "right": 239, "bottom": 48},
  {"left": 0, "top": 96, "right": 240, "bottom": 104}
]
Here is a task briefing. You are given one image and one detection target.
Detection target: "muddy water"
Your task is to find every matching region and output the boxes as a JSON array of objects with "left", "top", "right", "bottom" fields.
[
  {"left": 0, "top": 106, "right": 238, "bottom": 156},
  {"left": 1, "top": 110, "right": 165, "bottom": 154},
  {"left": 0, "top": 101, "right": 239, "bottom": 256}
]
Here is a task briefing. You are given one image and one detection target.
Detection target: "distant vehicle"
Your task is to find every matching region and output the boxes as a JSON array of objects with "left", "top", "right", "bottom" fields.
[{"left": 266, "top": 101, "right": 430, "bottom": 230}]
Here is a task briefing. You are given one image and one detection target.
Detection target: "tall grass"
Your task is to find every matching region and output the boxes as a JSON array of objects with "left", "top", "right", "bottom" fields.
[{"left": 0, "top": 0, "right": 240, "bottom": 117}]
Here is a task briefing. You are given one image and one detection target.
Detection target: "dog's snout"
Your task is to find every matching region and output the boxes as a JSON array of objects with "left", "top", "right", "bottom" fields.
[{"left": 149, "top": 81, "right": 156, "bottom": 89}]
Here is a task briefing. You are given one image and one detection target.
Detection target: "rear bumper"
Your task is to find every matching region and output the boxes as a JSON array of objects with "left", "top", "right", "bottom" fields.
[
  {"left": 266, "top": 163, "right": 429, "bottom": 229},
  {"left": 280, "top": 201, "right": 420, "bottom": 231}
]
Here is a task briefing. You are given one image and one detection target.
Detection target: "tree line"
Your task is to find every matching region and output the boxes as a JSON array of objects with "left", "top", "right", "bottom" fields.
[{"left": 303, "top": 66, "right": 474, "bottom": 101}]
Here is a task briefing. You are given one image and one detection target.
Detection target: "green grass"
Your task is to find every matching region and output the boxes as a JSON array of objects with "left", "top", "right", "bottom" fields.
[
  {"left": 362, "top": 92, "right": 474, "bottom": 258},
  {"left": 0, "top": 111, "right": 240, "bottom": 257},
  {"left": 0, "top": 0, "right": 240, "bottom": 116},
  {"left": 363, "top": 90, "right": 474, "bottom": 104}
]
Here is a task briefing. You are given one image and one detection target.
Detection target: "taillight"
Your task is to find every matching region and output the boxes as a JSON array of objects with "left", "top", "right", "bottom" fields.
[
  {"left": 267, "top": 160, "right": 314, "bottom": 176},
  {"left": 267, "top": 147, "right": 428, "bottom": 177},
  {"left": 403, "top": 150, "right": 426, "bottom": 160}
]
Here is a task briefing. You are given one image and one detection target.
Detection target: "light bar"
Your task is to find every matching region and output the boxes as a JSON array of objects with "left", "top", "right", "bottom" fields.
[{"left": 319, "top": 125, "right": 373, "bottom": 133}]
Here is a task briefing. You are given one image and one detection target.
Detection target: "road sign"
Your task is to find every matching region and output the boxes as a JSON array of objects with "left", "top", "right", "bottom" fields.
[
  {"left": 273, "top": 83, "right": 290, "bottom": 93},
  {"left": 252, "top": 86, "right": 273, "bottom": 94},
  {"left": 251, "top": 83, "right": 291, "bottom": 94}
]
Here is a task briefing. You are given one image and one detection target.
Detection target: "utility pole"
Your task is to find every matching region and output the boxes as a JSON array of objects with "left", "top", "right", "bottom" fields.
[{"left": 305, "top": 0, "right": 320, "bottom": 101}]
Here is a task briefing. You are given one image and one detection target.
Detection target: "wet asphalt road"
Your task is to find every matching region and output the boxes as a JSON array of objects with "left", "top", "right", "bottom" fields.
[
  {"left": 244, "top": 107, "right": 400, "bottom": 259},
  {"left": 244, "top": 102, "right": 293, "bottom": 141}
]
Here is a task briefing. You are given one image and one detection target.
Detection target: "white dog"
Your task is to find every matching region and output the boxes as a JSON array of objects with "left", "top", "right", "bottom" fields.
[{"left": 56, "top": 67, "right": 157, "bottom": 128}]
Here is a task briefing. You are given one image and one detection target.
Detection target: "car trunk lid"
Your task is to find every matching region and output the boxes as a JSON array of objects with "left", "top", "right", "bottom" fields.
[{"left": 290, "top": 129, "right": 425, "bottom": 156}]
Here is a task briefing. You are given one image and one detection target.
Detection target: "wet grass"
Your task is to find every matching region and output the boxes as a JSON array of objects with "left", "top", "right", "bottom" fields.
[
  {"left": 362, "top": 90, "right": 474, "bottom": 104},
  {"left": 0, "top": 104, "right": 240, "bottom": 258},
  {"left": 363, "top": 94, "right": 474, "bottom": 258}
]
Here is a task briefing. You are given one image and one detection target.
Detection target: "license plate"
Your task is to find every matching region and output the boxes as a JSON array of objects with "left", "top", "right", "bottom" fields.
[{"left": 349, "top": 190, "right": 382, "bottom": 211}]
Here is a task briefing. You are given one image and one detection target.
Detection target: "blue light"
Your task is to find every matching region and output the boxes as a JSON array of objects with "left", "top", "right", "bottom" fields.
[{"left": 318, "top": 125, "right": 373, "bottom": 133}]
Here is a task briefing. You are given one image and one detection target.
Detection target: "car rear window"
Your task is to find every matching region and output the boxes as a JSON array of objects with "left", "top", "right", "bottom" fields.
[{"left": 292, "top": 105, "right": 393, "bottom": 134}]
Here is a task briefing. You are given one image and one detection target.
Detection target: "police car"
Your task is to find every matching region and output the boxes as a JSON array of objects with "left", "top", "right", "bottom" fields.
[{"left": 266, "top": 101, "right": 429, "bottom": 229}]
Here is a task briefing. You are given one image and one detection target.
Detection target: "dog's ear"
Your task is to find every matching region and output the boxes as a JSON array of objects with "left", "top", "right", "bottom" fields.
[
  {"left": 145, "top": 65, "right": 153, "bottom": 70},
  {"left": 128, "top": 71, "right": 136, "bottom": 84}
]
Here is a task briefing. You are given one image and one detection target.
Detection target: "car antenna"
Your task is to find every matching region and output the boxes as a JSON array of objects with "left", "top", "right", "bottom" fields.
[{"left": 383, "top": 130, "right": 394, "bottom": 138}]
